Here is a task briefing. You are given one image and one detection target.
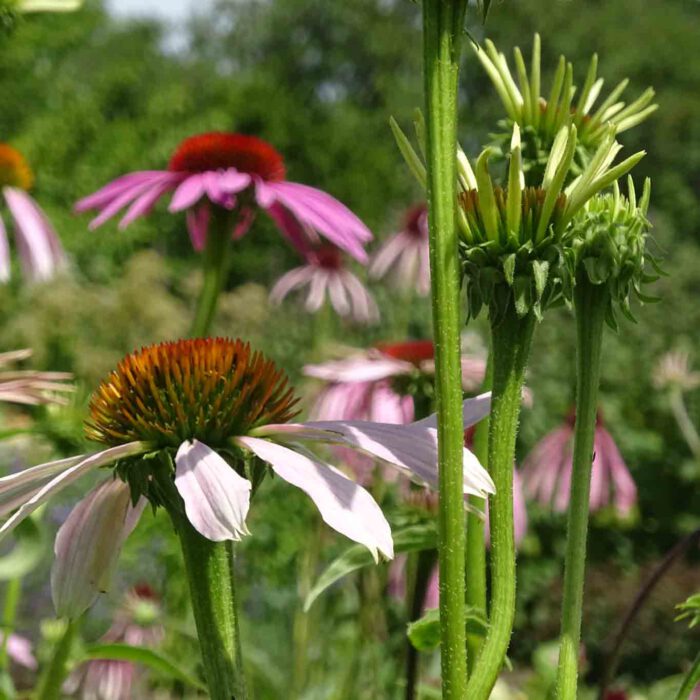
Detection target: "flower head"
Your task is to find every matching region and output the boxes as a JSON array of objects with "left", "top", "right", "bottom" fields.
[
  {"left": 0, "top": 143, "right": 66, "bottom": 283},
  {"left": 0, "top": 338, "right": 493, "bottom": 618},
  {"left": 654, "top": 351, "right": 700, "bottom": 393},
  {"left": 269, "top": 244, "right": 379, "bottom": 324},
  {"left": 522, "top": 409, "right": 637, "bottom": 516},
  {"left": 0, "top": 348, "right": 73, "bottom": 406},
  {"left": 75, "top": 131, "right": 372, "bottom": 262},
  {"left": 369, "top": 203, "right": 430, "bottom": 297},
  {"left": 474, "top": 34, "right": 657, "bottom": 182}
]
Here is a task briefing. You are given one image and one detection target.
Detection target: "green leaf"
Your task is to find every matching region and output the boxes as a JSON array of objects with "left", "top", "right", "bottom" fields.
[
  {"left": 503, "top": 253, "right": 516, "bottom": 286},
  {"left": 304, "top": 522, "right": 437, "bottom": 611},
  {"left": 477, "top": 0, "right": 492, "bottom": 23},
  {"left": 407, "top": 606, "right": 489, "bottom": 652},
  {"left": 0, "top": 515, "right": 46, "bottom": 580},
  {"left": 83, "top": 644, "right": 206, "bottom": 692}
]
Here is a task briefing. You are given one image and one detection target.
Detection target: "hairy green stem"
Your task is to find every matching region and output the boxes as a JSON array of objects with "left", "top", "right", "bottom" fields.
[
  {"left": 170, "top": 510, "right": 247, "bottom": 700},
  {"left": 36, "top": 619, "right": 77, "bottom": 700},
  {"left": 405, "top": 548, "right": 438, "bottom": 700},
  {"left": 465, "top": 352, "right": 492, "bottom": 672},
  {"left": 189, "top": 212, "right": 233, "bottom": 338},
  {"left": 466, "top": 306, "right": 535, "bottom": 699},
  {"left": 421, "top": 0, "right": 469, "bottom": 694},
  {"left": 556, "top": 278, "right": 609, "bottom": 699},
  {"left": 675, "top": 651, "right": 700, "bottom": 700}
]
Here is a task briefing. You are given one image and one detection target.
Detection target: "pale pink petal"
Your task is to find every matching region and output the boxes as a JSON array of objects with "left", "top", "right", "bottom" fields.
[
  {"left": 304, "top": 356, "right": 413, "bottom": 383},
  {"left": 327, "top": 273, "right": 351, "bottom": 317},
  {"left": 4, "top": 188, "right": 65, "bottom": 282},
  {"left": 75, "top": 171, "right": 173, "bottom": 212},
  {"left": 309, "top": 381, "right": 376, "bottom": 421},
  {"left": 417, "top": 239, "right": 431, "bottom": 296},
  {"left": 269, "top": 266, "right": 315, "bottom": 305},
  {"left": 0, "top": 633, "right": 36, "bottom": 670},
  {"left": 0, "top": 214, "right": 10, "bottom": 282},
  {"left": 412, "top": 393, "right": 491, "bottom": 431},
  {"left": 174, "top": 440, "right": 251, "bottom": 542},
  {"left": 263, "top": 420, "right": 494, "bottom": 497},
  {"left": 119, "top": 179, "right": 178, "bottom": 228},
  {"left": 367, "top": 382, "right": 414, "bottom": 424},
  {"left": 186, "top": 205, "right": 210, "bottom": 252},
  {"left": 339, "top": 270, "right": 380, "bottom": 324},
  {"left": 236, "top": 436, "right": 393, "bottom": 560},
  {"left": 522, "top": 426, "right": 572, "bottom": 504},
  {"left": 51, "top": 478, "right": 146, "bottom": 618},
  {"left": 219, "top": 169, "right": 252, "bottom": 193},
  {"left": 168, "top": 174, "right": 206, "bottom": 212},
  {"left": 423, "top": 567, "right": 439, "bottom": 611},
  {"left": 0, "top": 442, "right": 146, "bottom": 540},
  {"left": 83, "top": 659, "right": 134, "bottom": 700},
  {"left": 597, "top": 427, "right": 637, "bottom": 515},
  {"left": 369, "top": 232, "right": 409, "bottom": 280},
  {"left": 588, "top": 437, "right": 607, "bottom": 512},
  {"left": 553, "top": 455, "right": 573, "bottom": 512},
  {"left": 304, "top": 270, "right": 328, "bottom": 312}
]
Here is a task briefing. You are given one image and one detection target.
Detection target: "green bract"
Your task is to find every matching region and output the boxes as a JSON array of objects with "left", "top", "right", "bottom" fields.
[
  {"left": 474, "top": 34, "right": 657, "bottom": 184},
  {"left": 568, "top": 176, "right": 658, "bottom": 329},
  {"left": 457, "top": 124, "right": 646, "bottom": 321}
]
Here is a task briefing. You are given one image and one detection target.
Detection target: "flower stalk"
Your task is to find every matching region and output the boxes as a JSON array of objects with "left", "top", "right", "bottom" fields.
[
  {"left": 170, "top": 506, "right": 247, "bottom": 700},
  {"left": 556, "top": 274, "right": 609, "bottom": 699},
  {"left": 36, "top": 619, "right": 77, "bottom": 700},
  {"left": 189, "top": 211, "right": 233, "bottom": 338},
  {"left": 421, "top": 0, "right": 469, "bottom": 694},
  {"left": 466, "top": 305, "right": 535, "bottom": 699}
]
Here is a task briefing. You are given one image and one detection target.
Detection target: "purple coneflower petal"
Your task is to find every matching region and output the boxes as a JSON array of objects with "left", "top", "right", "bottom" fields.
[
  {"left": 174, "top": 440, "right": 251, "bottom": 542},
  {"left": 412, "top": 392, "right": 491, "bottom": 431},
  {"left": 75, "top": 172, "right": 173, "bottom": 212},
  {"left": 327, "top": 273, "right": 351, "bottom": 317},
  {"left": 51, "top": 478, "right": 145, "bottom": 618},
  {"left": 0, "top": 214, "right": 10, "bottom": 282},
  {"left": 0, "top": 633, "right": 36, "bottom": 670},
  {"left": 304, "top": 356, "right": 413, "bottom": 383},
  {"left": 369, "top": 232, "right": 409, "bottom": 280},
  {"left": 236, "top": 436, "right": 393, "bottom": 561},
  {"left": 169, "top": 174, "right": 207, "bottom": 212},
  {"left": 264, "top": 202, "right": 315, "bottom": 254},
  {"left": 83, "top": 659, "right": 134, "bottom": 700},
  {"left": 0, "top": 442, "right": 146, "bottom": 540},
  {"left": 598, "top": 427, "right": 637, "bottom": 514},
  {"left": 119, "top": 178, "right": 179, "bottom": 229},
  {"left": 305, "top": 270, "right": 328, "bottom": 312},
  {"left": 339, "top": 270, "right": 380, "bottom": 324},
  {"left": 4, "top": 187, "right": 65, "bottom": 282},
  {"left": 186, "top": 205, "right": 211, "bottom": 252},
  {"left": 367, "top": 382, "right": 415, "bottom": 424},
  {"left": 269, "top": 266, "right": 315, "bottom": 305}
]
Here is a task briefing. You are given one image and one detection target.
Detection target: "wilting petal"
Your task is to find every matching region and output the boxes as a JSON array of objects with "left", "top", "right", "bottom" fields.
[
  {"left": 51, "top": 479, "right": 145, "bottom": 618},
  {"left": 237, "top": 436, "right": 393, "bottom": 560},
  {"left": 174, "top": 440, "right": 251, "bottom": 542},
  {"left": 0, "top": 442, "right": 146, "bottom": 541},
  {"left": 412, "top": 393, "right": 492, "bottom": 430}
]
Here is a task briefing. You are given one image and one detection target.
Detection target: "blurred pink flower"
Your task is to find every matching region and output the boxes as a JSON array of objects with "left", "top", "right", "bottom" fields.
[
  {"left": 370, "top": 203, "right": 430, "bottom": 296},
  {"left": 522, "top": 410, "right": 637, "bottom": 516},
  {"left": 68, "top": 584, "right": 164, "bottom": 700},
  {"left": 0, "top": 143, "right": 66, "bottom": 283},
  {"left": 0, "top": 631, "right": 37, "bottom": 670},
  {"left": 75, "top": 132, "right": 372, "bottom": 261},
  {"left": 0, "top": 349, "right": 73, "bottom": 406},
  {"left": 270, "top": 245, "right": 379, "bottom": 324}
]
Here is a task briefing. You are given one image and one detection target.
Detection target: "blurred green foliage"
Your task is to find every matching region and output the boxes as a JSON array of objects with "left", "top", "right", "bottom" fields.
[{"left": 0, "top": 0, "right": 698, "bottom": 696}]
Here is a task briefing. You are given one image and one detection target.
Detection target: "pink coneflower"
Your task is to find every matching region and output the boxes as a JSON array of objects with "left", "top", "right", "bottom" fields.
[
  {"left": 0, "top": 338, "right": 493, "bottom": 618},
  {"left": 370, "top": 204, "right": 430, "bottom": 296},
  {"left": 0, "top": 631, "right": 37, "bottom": 671},
  {"left": 269, "top": 244, "right": 379, "bottom": 324},
  {"left": 0, "top": 349, "right": 73, "bottom": 406},
  {"left": 75, "top": 132, "right": 372, "bottom": 261},
  {"left": 68, "top": 584, "right": 164, "bottom": 700},
  {"left": 0, "top": 144, "right": 66, "bottom": 283},
  {"left": 522, "top": 409, "right": 637, "bottom": 516}
]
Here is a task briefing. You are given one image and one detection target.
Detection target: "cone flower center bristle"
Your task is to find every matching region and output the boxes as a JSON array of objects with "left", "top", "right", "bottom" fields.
[
  {"left": 377, "top": 340, "right": 435, "bottom": 365},
  {"left": 0, "top": 144, "right": 33, "bottom": 190},
  {"left": 310, "top": 245, "right": 343, "bottom": 270},
  {"left": 168, "top": 132, "right": 286, "bottom": 181},
  {"left": 86, "top": 338, "right": 299, "bottom": 449},
  {"left": 404, "top": 204, "right": 428, "bottom": 239}
]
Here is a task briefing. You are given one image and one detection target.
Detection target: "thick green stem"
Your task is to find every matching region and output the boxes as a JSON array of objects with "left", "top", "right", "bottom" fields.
[
  {"left": 36, "top": 619, "right": 77, "bottom": 700},
  {"left": 421, "top": 1, "right": 469, "bottom": 695},
  {"left": 556, "top": 278, "right": 609, "bottom": 699},
  {"left": 189, "top": 212, "right": 233, "bottom": 338},
  {"left": 170, "top": 510, "right": 247, "bottom": 700},
  {"left": 466, "top": 305, "right": 535, "bottom": 700},
  {"left": 675, "top": 651, "right": 700, "bottom": 700},
  {"left": 465, "top": 352, "right": 492, "bottom": 672}
]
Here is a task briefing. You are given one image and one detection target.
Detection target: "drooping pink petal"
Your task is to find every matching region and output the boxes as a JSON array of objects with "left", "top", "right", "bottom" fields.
[
  {"left": 75, "top": 172, "right": 174, "bottom": 212},
  {"left": 0, "top": 442, "right": 146, "bottom": 540},
  {"left": 522, "top": 426, "right": 572, "bottom": 505},
  {"left": 597, "top": 427, "right": 637, "bottom": 515},
  {"left": 327, "top": 273, "right": 352, "bottom": 317},
  {"left": 269, "top": 266, "right": 316, "bottom": 306},
  {"left": 304, "top": 356, "right": 413, "bottom": 383},
  {"left": 257, "top": 420, "right": 494, "bottom": 497},
  {"left": 304, "top": 269, "right": 328, "bottom": 312},
  {"left": 119, "top": 179, "right": 180, "bottom": 228},
  {"left": 412, "top": 393, "right": 491, "bottom": 431},
  {"left": 0, "top": 632, "right": 37, "bottom": 670},
  {"left": 174, "top": 440, "right": 251, "bottom": 542},
  {"left": 264, "top": 201, "right": 315, "bottom": 254},
  {"left": 339, "top": 270, "right": 380, "bottom": 324},
  {"left": 367, "top": 382, "right": 415, "bottom": 424},
  {"left": 4, "top": 187, "right": 66, "bottom": 282},
  {"left": 82, "top": 659, "right": 134, "bottom": 700},
  {"left": 236, "top": 436, "right": 393, "bottom": 560},
  {"left": 256, "top": 180, "right": 371, "bottom": 263},
  {"left": 0, "top": 214, "right": 10, "bottom": 282},
  {"left": 369, "top": 231, "right": 410, "bottom": 280},
  {"left": 51, "top": 478, "right": 146, "bottom": 618},
  {"left": 186, "top": 204, "right": 211, "bottom": 252},
  {"left": 169, "top": 174, "right": 206, "bottom": 212}
]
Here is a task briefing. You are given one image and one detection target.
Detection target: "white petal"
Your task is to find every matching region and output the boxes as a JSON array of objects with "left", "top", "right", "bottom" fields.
[
  {"left": 174, "top": 440, "right": 251, "bottom": 542},
  {"left": 413, "top": 392, "right": 492, "bottom": 430},
  {"left": 0, "top": 442, "right": 146, "bottom": 541},
  {"left": 237, "top": 436, "right": 393, "bottom": 561},
  {"left": 51, "top": 479, "right": 145, "bottom": 618}
]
